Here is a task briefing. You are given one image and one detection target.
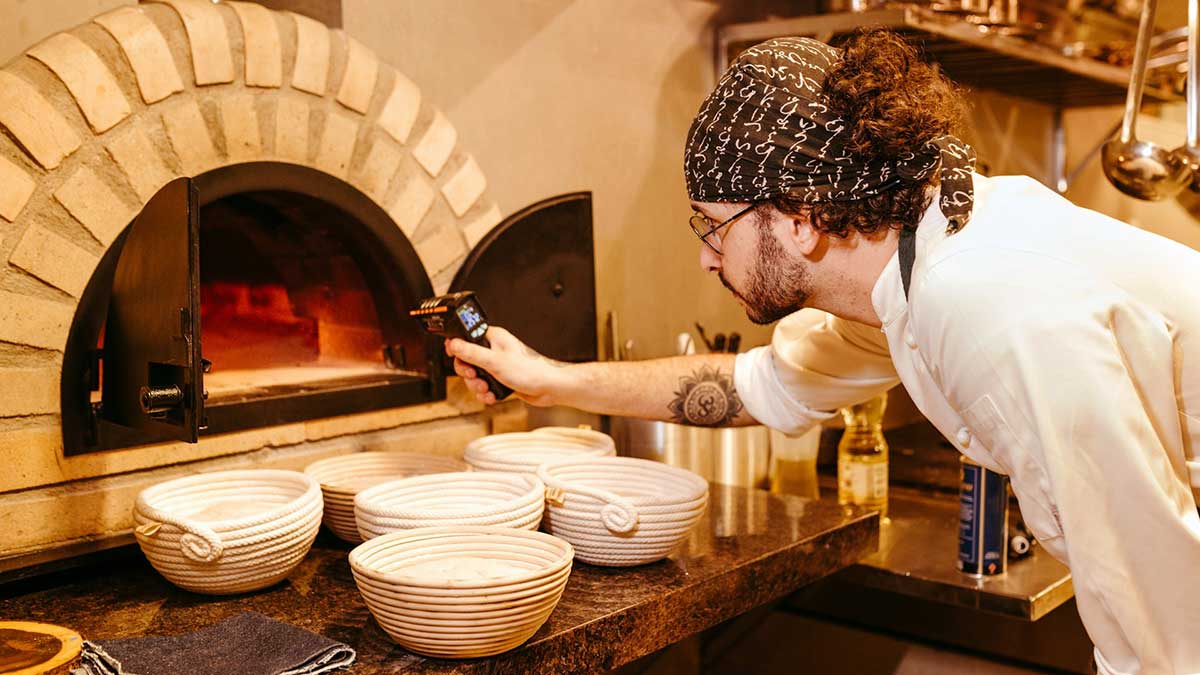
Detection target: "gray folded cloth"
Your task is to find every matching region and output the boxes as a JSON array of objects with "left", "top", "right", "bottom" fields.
[{"left": 71, "top": 612, "right": 355, "bottom": 675}]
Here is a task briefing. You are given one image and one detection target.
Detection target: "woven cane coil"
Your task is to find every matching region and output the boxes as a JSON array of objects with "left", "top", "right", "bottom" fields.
[
  {"left": 304, "top": 452, "right": 468, "bottom": 543},
  {"left": 464, "top": 430, "right": 614, "bottom": 475},
  {"left": 349, "top": 525, "right": 573, "bottom": 658},
  {"left": 354, "top": 471, "right": 545, "bottom": 540},
  {"left": 133, "top": 469, "right": 323, "bottom": 594},
  {"left": 537, "top": 457, "right": 708, "bottom": 566}
]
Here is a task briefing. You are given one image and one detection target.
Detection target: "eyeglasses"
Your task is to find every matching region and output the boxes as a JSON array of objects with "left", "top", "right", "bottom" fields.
[{"left": 689, "top": 203, "right": 757, "bottom": 255}]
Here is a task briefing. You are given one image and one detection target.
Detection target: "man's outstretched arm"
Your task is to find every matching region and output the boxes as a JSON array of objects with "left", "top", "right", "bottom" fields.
[{"left": 446, "top": 327, "right": 758, "bottom": 427}]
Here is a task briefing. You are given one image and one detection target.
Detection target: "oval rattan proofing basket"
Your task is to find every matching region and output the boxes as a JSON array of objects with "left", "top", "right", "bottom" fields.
[
  {"left": 348, "top": 525, "right": 573, "bottom": 658},
  {"left": 464, "top": 431, "right": 614, "bottom": 474},
  {"left": 354, "top": 471, "right": 545, "bottom": 540},
  {"left": 536, "top": 456, "right": 708, "bottom": 566},
  {"left": 304, "top": 452, "right": 468, "bottom": 543},
  {"left": 133, "top": 469, "right": 323, "bottom": 594}
]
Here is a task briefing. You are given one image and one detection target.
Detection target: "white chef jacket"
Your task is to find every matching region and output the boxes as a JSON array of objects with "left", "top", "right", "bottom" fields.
[{"left": 735, "top": 173, "right": 1200, "bottom": 675}]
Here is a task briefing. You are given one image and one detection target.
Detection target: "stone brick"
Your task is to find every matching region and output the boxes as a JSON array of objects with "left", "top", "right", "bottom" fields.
[
  {"left": 290, "top": 12, "right": 330, "bottom": 96},
  {"left": 28, "top": 33, "right": 131, "bottom": 134},
  {"left": 412, "top": 110, "right": 456, "bottom": 177},
  {"left": 0, "top": 71, "right": 81, "bottom": 170},
  {"left": 440, "top": 156, "right": 486, "bottom": 217},
  {"left": 377, "top": 70, "right": 421, "bottom": 145},
  {"left": 304, "top": 401, "right": 466, "bottom": 442},
  {"left": 228, "top": 1, "right": 282, "bottom": 88},
  {"left": 0, "top": 438, "right": 359, "bottom": 549},
  {"left": 488, "top": 404, "right": 529, "bottom": 434},
  {"left": 0, "top": 368, "right": 59, "bottom": 417},
  {"left": 361, "top": 415, "right": 489, "bottom": 457},
  {"left": 0, "top": 291, "right": 73, "bottom": 351},
  {"left": 314, "top": 112, "right": 357, "bottom": 178},
  {"left": 94, "top": 6, "right": 185, "bottom": 104},
  {"left": 105, "top": 124, "right": 176, "bottom": 202},
  {"left": 0, "top": 426, "right": 60, "bottom": 494},
  {"left": 0, "top": 156, "right": 36, "bottom": 222},
  {"left": 157, "top": 0, "right": 235, "bottom": 86},
  {"left": 385, "top": 174, "right": 434, "bottom": 238},
  {"left": 54, "top": 166, "right": 137, "bottom": 247},
  {"left": 462, "top": 202, "right": 503, "bottom": 249},
  {"left": 415, "top": 223, "right": 467, "bottom": 278},
  {"left": 161, "top": 98, "right": 218, "bottom": 175},
  {"left": 9, "top": 226, "right": 100, "bottom": 298},
  {"left": 220, "top": 94, "right": 262, "bottom": 162},
  {"left": 0, "top": 419, "right": 315, "bottom": 493},
  {"left": 356, "top": 137, "right": 402, "bottom": 202},
  {"left": 274, "top": 97, "right": 309, "bottom": 163},
  {"left": 335, "top": 37, "right": 378, "bottom": 114}
]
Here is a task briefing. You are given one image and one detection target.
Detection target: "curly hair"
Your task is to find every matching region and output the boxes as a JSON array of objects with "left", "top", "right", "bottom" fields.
[{"left": 767, "top": 29, "right": 968, "bottom": 238}]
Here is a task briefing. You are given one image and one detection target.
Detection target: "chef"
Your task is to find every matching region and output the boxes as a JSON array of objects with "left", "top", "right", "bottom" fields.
[{"left": 447, "top": 30, "right": 1200, "bottom": 674}]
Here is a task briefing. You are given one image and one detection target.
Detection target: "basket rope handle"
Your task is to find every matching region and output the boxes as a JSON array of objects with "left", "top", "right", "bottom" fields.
[
  {"left": 546, "top": 482, "right": 639, "bottom": 534},
  {"left": 136, "top": 504, "right": 225, "bottom": 563}
]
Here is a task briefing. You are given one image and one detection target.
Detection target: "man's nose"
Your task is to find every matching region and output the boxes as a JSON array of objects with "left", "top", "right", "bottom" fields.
[{"left": 699, "top": 244, "right": 721, "bottom": 273}]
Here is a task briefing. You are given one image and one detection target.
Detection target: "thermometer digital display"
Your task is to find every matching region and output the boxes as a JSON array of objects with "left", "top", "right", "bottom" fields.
[{"left": 410, "top": 291, "right": 512, "bottom": 400}]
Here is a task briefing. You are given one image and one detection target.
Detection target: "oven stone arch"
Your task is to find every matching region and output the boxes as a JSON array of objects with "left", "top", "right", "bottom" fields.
[{"left": 0, "top": 0, "right": 502, "bottom": 433}]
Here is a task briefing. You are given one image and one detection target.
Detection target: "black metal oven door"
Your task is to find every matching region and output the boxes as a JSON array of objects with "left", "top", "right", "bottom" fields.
[
  {"left": 99, "top": 177, "right": 205, "bottom": 442},
  {"left": 449, "top": 192, "right": 597, "bottom": 363}
]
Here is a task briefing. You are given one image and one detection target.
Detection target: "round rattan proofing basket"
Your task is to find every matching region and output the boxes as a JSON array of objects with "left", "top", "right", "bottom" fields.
[
  {"left": 464, "top": 431, "right": 614, "bottom": 474},
  {"left": 530, "top": 426, "right": 616, "bottom": 453},
  {"left": 349, "top": 526, "right": 573, "bottom": 658},
  {"left": 304, "top": 452, "right": 468, "bottom": 543},
  {"left": 133, "top": 469, "right": 323, "bottom": 594},
  {"left": 354, "top": 471, "right": 545, "bottom": 540},
  {"left": 536, "top": 456, "right": 708, "bottom": 566}
]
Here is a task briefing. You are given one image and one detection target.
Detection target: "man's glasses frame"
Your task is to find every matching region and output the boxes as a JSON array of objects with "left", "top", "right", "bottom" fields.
[{"left": 689, "top": 203, "right": 757, "bottom": 255}]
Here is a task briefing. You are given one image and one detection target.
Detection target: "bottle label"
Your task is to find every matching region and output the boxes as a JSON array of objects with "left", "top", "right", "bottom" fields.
[{"left": 840, "top": 460, "right": 887, "bottom": 504}]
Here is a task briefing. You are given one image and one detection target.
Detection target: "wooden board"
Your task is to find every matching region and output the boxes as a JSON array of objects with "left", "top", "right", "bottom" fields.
[{"left": 0, "top": 621, "right": 82, "bottom": 675}]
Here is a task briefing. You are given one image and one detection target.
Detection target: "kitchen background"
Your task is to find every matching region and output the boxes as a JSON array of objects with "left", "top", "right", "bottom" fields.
[{"left": 6, "top": 0, "right": 1191, "bottom": 364}]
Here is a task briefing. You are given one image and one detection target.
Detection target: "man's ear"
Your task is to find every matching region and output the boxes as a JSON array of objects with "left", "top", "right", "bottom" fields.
[{"left": 789, "top": 212, "right": 821, "bottom": 256}]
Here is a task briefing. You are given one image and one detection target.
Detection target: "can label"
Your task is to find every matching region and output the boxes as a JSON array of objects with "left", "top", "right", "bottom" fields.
[{"left": 957, "top": 458, "right": 1010, "bottom": 575}]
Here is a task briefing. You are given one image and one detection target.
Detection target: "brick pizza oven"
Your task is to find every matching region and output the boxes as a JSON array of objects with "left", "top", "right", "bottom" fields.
[{"left": 0, "top": 0, "right": 589, "bottom": 569}]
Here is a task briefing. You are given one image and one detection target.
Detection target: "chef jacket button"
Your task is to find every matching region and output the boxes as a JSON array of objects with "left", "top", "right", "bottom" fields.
[
  {"left": 956, "top": 427, "right": 972, "bottom": 448},
  {"left": 904, "top": 330, "right": 918, "bottom": 349}
]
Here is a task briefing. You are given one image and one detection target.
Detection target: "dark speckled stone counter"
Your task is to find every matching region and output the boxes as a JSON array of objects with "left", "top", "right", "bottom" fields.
[{"left": 0, "top": 484, "right": 877, "bottom": 674}]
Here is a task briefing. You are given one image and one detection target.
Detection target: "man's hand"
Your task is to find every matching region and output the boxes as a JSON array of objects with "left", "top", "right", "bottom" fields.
[{"left": 445, "top": 327, "right": 568, "bottom": 406}]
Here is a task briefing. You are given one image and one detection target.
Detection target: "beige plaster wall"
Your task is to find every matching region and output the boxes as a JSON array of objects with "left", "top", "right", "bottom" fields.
[
  {"left": 0, "top": 0, "right": 135, "bottom": 64},
  {"left": 343, "top": 0, "right": 778, "bottom": 359}
]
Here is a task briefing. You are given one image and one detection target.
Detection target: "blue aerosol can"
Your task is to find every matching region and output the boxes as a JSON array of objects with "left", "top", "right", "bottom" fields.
[{"left": 957, "top": 456, "right": 1009, "bottom": 576}]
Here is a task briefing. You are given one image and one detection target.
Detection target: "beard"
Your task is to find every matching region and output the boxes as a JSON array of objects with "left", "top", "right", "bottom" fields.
[{"left": 718, "top": 224, "right": 810, "bottom": 325}]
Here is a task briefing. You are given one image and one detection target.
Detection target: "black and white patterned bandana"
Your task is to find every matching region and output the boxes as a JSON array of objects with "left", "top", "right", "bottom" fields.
[{"left": 684, "top": 37, "right": 976, "bottom": 231}]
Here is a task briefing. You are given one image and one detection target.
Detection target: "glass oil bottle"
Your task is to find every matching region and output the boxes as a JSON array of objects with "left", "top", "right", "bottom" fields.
[{"left": 837, "top": 392, "right": 889, "bottom": 518}]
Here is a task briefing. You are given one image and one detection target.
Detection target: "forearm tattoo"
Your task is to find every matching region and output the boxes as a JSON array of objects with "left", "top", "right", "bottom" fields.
[{"left": 667, "top": 366, "right": 743, "bottom": 427}]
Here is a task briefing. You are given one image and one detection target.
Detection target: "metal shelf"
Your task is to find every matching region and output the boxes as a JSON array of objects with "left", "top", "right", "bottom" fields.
[{"left": 717, "top": 7, "right": 1181, "bottom": 108}]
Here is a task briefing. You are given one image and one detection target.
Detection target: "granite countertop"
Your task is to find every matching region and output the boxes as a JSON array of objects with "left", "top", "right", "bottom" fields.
[{"left": 0, "top": 484, "right": 878, "bottom": 674}]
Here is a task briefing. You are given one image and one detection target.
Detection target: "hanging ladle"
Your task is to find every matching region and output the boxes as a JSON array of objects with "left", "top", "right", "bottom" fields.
[
  {"left": 1101, "top": 0, "right": 1191, "bottom": 201},
  {"left": 1171, "top": 0, "right": 1199, "bottom": 192}
]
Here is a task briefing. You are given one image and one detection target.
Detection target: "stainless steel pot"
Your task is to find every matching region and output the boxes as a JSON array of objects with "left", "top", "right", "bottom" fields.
[{"left": 610, "top": 418, "right": 772, "bottom": 490}]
